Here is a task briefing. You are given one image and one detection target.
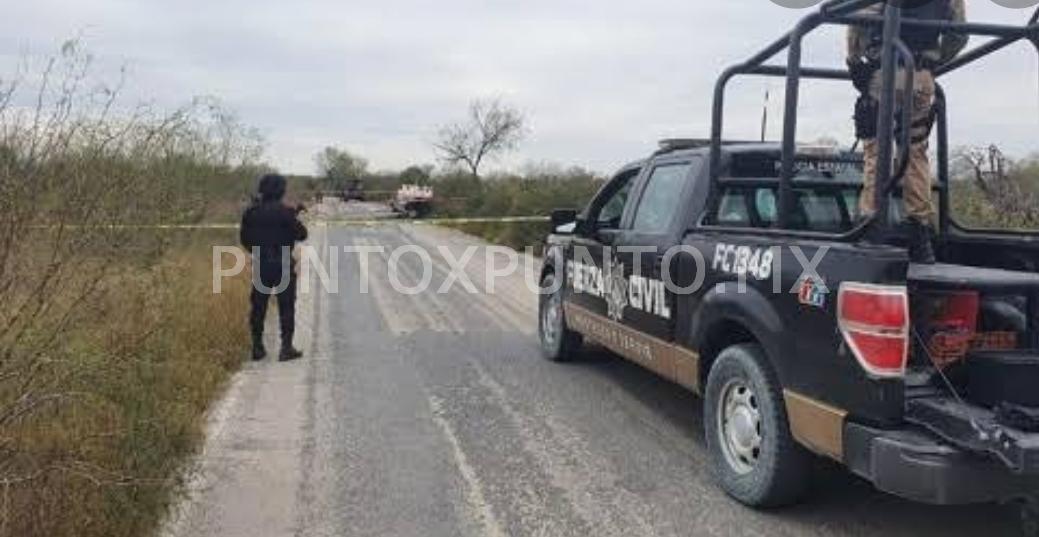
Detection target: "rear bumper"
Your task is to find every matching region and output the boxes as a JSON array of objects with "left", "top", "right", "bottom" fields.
[{"left": 845, "top": 422, "right": 1039, "bottom": 505}]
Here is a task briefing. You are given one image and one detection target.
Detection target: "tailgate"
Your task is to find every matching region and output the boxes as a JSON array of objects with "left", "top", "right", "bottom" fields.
[
  {"left": 906, "top": 263, "right": 1039, "bottom": 473},
  {"left": 907, "top": 394, "right": 1039, "bottom": 474}
]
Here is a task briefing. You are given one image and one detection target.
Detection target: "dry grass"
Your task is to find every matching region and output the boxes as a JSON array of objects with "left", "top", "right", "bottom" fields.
[
  {"left": 0, "top": 41, "right": 262, "bottom": 537},
  {"left": 1, "top": 234, "right": 248, "bottom": 537}
]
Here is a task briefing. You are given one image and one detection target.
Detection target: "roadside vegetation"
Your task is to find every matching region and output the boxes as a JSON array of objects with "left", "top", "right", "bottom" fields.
[
  {"left": 950, "top": 145, "right": 1039, "bottom": 231},
  {"left": 315, "top": 98, "right": 601, "bottom": 250},
  {"left": 0, "top": 42, "right": 255, "bottom": 537},
  {"left": 432, "top": 163, "right": 602, "bottom": 250},
  {"left": 314, "top": 146, "right": 603, "bottom": 250}
]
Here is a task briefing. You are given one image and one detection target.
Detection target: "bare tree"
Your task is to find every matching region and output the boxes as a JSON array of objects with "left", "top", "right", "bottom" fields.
[
  {"left": 952, "top": 144, "right": 1039, "bottom": 227},
  {"left": 957, "top": 145, "right": 1008, "bottom": 197},
  {"left": 434, "top": 99, "right": 525, "bottom": 180}
]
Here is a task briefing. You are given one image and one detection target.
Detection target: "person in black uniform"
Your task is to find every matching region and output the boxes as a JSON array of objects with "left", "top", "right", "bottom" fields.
[{"left": 240, "top": 174, "right": 308, "bottom": 361}]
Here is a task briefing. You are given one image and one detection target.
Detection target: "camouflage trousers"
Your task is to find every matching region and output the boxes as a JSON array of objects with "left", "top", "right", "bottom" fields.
[{"left": 860, "top": 68, "right": 936, "bottom": 223}]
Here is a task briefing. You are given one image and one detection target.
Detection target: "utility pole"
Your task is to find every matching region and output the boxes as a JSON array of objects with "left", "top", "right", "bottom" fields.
[{"left": 760, "top": 88, "right": 770, "bottom": 142}]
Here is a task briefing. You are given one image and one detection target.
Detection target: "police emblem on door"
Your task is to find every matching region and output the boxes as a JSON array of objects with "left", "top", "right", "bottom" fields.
[{"left": 606, "top": 258, "right": 628, "bottom": 322}]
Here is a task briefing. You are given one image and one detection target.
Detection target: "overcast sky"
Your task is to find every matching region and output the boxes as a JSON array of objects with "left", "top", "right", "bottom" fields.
[{"left": 2, "top": 1, "right": 1037, "bottom": 175}]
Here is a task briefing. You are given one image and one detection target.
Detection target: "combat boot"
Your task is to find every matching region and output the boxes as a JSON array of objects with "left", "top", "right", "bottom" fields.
[
  {"left": 279, "top": 334, "right": 303, "bottom": 362},
  {"left": 279, "top": 346, "right": 303, "bottom": 362},
  {"left": 252, "top": 334, "right": 267, "bottom": 361},
  {"left": 907, "top": 219, "right": 936, "bottom": 265},
  {"left": 856, "top": 213, "right": 885, "bottom": 244}
]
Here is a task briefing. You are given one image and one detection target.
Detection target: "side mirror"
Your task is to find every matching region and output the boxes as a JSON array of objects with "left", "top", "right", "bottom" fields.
[
  {"left": 550, "top": 208, "right": 578, "bottom": 229},
  {"left": 574, "top": 216, "right": 596, "bottom": 237}
]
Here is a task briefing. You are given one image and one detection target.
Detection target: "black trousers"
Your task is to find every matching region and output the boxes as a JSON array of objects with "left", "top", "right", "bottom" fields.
[{"left": 249, "top": 264, "right": 297, "bottom": 348}]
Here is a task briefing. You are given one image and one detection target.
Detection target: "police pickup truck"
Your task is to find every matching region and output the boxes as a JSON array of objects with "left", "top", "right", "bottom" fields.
[{"left": 537, "top": 139, "right": 1039, "bottom": 517}]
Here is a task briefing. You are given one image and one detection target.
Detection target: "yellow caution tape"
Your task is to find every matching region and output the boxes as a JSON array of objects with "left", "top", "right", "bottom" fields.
[
  {"left": 33, "top": 216, "right": 550, "bottom": 230},
  {"left": 319, "top": 216, "right": 550, "bottom": 227}
]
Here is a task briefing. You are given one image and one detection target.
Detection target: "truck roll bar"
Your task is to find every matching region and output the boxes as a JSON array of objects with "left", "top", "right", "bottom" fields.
[{"left": 708, "top": 0, "right": 1039, "bottom": 236}]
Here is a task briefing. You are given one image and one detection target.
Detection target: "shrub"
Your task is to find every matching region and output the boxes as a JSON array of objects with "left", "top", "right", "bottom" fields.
[{"left": 0, "top": 42, "right": 254, "bottom": 537}]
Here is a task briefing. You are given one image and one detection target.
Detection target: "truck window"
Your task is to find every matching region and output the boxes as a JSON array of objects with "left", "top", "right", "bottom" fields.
[
  {"left": 711, "top": 152, "right": 867, "bottom": 232},
  {"left": 632, "top": 163, "right": 692, "bottom": 233},
  {"left": 712, "top": 185, "right": 855, "bottom": 232},
  {"left": 717, "top": 191, "right": 750, "bottom": 226},
  {"left": 756, "top": 189, "right": 777, "bottom": 223},
  {"left": 796, "top": 190, "right": 844, "bottom": 232},
  {"left": 597, "top": 178, "right": 635, "bottom": 229}
]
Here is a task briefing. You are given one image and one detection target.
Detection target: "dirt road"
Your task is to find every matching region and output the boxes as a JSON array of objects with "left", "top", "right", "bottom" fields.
[{"left": 164, "top": 202, "right": 1018, "bottom": 537}]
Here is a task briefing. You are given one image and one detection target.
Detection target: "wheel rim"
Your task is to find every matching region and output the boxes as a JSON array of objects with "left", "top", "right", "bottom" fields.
[
  {"left": 541, "top": 282, "right": 561, "bottom": 347},
  {"left": 716, "top": 378, "right": 763, "bottom": 475}
]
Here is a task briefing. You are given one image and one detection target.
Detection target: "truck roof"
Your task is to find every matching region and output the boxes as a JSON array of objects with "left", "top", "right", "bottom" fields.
[
  {"left": 623, "top": 140, "right": 861, "bottom": 179},
  {"left": 656, "top": 139, "right": 853, "bottom": 158},
  {"left": 619, "top": 140, "right": 772, "bottom": 170}
]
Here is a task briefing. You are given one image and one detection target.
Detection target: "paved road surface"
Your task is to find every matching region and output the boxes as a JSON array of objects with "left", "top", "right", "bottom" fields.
[{"left": 164, "top": 205, "right": 1019, "bottom": 537}]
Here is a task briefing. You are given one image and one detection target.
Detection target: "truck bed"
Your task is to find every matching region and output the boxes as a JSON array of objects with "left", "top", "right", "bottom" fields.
[{"left": 909, "top": 263, "right": 1039, "bottom": 293}]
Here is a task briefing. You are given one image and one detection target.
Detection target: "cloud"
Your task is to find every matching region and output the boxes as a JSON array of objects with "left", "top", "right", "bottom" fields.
[{"left": 1, "top": 0, "right": 1036, "bottom": 173}]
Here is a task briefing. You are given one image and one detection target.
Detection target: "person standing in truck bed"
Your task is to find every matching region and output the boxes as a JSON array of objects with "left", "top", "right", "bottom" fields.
[
  {"left": 240, "top": 174, "right": 308, "bottom": 362},
  {"left": 847, "top": 0, "right": 967, "bottom": 264}
]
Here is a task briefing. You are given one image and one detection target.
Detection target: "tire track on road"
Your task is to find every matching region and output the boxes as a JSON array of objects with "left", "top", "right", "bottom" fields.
[
  {"left": 363, "top": 226, "right": 521, "bottom": 334},
  {"left": 374, "top": 231, "right": 470, "bottom": 333},
  {"left": 462, "top": 357, "right": 660, "bottom": 537},
  {"left": 357, "top": 234, "right": 456, "bottom": 334},
  {"left": 398, "top": 225, "right": 537, "bottom": 335}
]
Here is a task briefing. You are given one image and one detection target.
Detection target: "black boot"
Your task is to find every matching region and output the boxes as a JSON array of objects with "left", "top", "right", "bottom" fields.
[
  {"left": 279, "top": 333, "right": 303, "bottom": 362},
  {"left": 907, "top": 219, "right": 936, "bottom": 265},
  {"left": 252, "top": 333, "right": 267, "bottom": 361},
  {"left": 279, "top": 345, "right": 303, "bottom": 362},
  {"left": 857, "top": 214, "right": 886, "bottom": 244}
]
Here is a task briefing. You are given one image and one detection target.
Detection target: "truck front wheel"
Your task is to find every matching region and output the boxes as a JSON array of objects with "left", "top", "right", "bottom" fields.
[
  {"left": 538, "top": 272, "right": 582, "bottom": 362},
  {"left": 704, "top": 343, "right": 811, "bottom": 507}
]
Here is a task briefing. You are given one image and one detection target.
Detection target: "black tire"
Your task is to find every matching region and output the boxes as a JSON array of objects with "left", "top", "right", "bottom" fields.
[
  {"left": 704, "top": 343, "right": 811, "bottom": 507},
  {"left": 538, "top": 272, "right": 582, "bottom": 362}
]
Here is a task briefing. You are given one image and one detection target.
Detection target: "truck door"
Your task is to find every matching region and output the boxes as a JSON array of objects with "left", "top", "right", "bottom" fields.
[
  {"left": 614, "top": 158, "right": 701, "bottom": 342},
  {"left": 566, "top": 167, "right": 640, "bottom": 320},
  {"left": 608, "top": 158, "right": 703, "bottom": 386}
]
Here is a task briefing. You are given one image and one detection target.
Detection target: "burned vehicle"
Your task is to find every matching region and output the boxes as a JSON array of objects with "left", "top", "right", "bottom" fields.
[{"left": 391, "top": 184, "right": 434, "bottom": 219}]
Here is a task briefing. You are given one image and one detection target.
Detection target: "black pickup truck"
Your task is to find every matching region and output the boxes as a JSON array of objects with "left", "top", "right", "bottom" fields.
[{"left": 536, "top": 1, "right": 1039, "bottom": 524}]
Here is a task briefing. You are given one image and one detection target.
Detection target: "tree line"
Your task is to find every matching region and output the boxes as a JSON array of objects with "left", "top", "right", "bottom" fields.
[{"left": 313, "top": 98, "right": 604, "bottom": 218}]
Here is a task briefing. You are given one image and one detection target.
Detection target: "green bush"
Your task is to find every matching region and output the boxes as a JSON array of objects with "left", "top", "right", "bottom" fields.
[{"left": 432, "top": 165, "right": 603, "bottom": 219}]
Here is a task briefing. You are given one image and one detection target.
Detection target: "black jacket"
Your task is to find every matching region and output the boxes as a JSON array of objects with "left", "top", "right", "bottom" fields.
[{"left": 240, "top": 201, "right": 309, "bottom": 262}]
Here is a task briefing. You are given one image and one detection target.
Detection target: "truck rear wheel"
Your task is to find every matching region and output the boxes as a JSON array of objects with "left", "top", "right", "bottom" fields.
[
  {"left": 704, "top": 343, "right": 810, "bottom": 507},
  {"left": 538, "top": 272, "right": 582, "bottom": 362}
]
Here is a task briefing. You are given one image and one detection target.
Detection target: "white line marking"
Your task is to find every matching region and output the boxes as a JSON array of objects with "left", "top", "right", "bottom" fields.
[{"left": 427, "top": 395, "right": 508, "bottom": 537}]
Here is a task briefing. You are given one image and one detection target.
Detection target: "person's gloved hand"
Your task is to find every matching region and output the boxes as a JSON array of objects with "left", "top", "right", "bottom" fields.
[{"left": 847, "top": 58, "right": 875, "bottom": 94}]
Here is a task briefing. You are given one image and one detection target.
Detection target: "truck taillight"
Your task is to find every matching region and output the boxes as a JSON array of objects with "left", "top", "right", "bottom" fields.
[{"left": 838, "top": 283, "right": 910, "bottom": 378}]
